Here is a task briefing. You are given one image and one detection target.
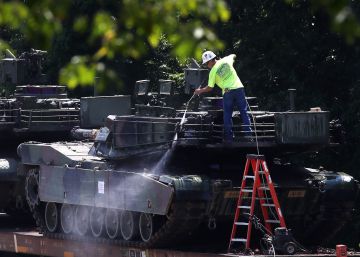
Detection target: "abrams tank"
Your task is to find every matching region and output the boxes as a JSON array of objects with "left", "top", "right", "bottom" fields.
[
  {"left": 0, "top": 49, "right": 131, "bottom": 217},
  {"left": 17, "top": 66, "right": 359, "bottom": 250},
  {"left": 0, "top": 49, "right": 81, "bottom": 215}
]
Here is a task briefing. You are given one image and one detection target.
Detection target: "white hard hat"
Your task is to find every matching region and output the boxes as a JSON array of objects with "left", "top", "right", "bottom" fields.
[{"left": 202, "top": 51, "right": 216, "bottom": 65}]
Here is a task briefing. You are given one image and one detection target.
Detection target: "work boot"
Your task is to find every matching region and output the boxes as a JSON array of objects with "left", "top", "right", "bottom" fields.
[{"left": 223, "top": 139, "right": 233, "bottom": 146}]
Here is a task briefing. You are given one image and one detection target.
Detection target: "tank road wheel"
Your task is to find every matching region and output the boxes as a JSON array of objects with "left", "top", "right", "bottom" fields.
[
  {"left": 120, "top": 211, "right": 139, "bottom": 241},
  {"left": 105, "top": 209, "right": 120, "bottom": 239},
  {"left": 74, "top": 206, "right": 90, "bottom": 236},
  {"left": 44, "top": 202, "right": 59, "bottom": 233},
  {"left": 25, "top": 168, "right": 40, "bottom": 210},
  {"left": 139, "top": 213, "right": 153, "bottom": 242},
  {"left": 283, "top": 242, "right": 297, "bottom": 255},
  {"left": 90, "top": 207, "right": 105, "bottom": 238},
  {"left": 60, "top": 204, "right": 74, "bottom": 234}
]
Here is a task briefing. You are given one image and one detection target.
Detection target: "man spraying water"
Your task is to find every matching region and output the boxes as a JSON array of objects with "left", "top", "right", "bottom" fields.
[{"left": 194, "top": 51, "right": 252, "bottom": 142}]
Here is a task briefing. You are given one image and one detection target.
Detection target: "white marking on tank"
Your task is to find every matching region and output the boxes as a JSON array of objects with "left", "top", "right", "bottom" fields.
[{"left": 98, "top": 181, "right": 105, "bottom": 194}]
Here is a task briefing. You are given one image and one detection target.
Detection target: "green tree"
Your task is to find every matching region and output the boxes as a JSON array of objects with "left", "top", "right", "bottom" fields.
[{"left": 0, "top": 0, "right": 230, "bottom": 90}]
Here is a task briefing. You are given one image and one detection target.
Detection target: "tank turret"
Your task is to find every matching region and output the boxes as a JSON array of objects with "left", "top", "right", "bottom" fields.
[{"left": 0, "top": 49, "right": 47, "bottom": 93}]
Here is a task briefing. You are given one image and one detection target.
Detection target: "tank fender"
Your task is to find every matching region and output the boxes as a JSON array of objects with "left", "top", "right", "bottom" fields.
[
  {"left": 18, "top": 142, "right": 71, "bottom": 166},
  {"left": 305, "top": 171, "right": 359, "bottom": 209}
]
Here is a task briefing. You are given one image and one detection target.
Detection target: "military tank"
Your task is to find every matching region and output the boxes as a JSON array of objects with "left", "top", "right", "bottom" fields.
[
  {"left": 17, "top": 65, "right": 359, "bottom": 250},
  {"left": 0, "top": 49, "right": 83, "bottom": 215},
  {"left": 0, "top": 49, "right": 131, "bottom": 216}
]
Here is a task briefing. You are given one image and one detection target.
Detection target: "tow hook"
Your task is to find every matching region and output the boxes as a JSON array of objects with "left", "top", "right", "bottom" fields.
[{"left": 318, "top": 180, "right": 326, "bottom": 192}]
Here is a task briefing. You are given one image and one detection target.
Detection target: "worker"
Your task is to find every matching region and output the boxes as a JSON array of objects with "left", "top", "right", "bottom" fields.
[{"left": 194, "top": 51, "right": 252, "bottom": 142}]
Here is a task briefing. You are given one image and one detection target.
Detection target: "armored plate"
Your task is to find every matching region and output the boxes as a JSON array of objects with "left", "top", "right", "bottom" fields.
[
  {"left": 274, "top": 111, "right": 329, "bottom": 144},
  {"left": 80, "top": 96, "right": 131, "bottom": 128},
  {"left": 18, "top": 142, "right": 103, "bottom": 167},
  {"left": 38, "top": 165, "right": 173, "bottom": 215}
]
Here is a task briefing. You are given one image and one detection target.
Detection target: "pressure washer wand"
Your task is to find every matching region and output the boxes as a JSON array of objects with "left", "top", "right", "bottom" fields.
[
  {"left": 180, "top": 93, "right": 196, "bottom": 124},
  {"left": 172, "top": 85, "right": 202, "bottom": 147},
  {"left": 180, "top": 84, "right": 203, "bottom": 126}
]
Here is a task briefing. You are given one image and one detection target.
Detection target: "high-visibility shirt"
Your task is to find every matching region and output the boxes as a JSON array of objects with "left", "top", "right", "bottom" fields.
[{"left": 208, "top": 54, "right": 244, "bottom": 95}]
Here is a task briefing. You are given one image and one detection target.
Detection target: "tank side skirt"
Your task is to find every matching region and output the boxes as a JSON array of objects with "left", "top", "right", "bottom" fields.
[
  {"left": 38, "top": 165, "right": 173, "bottom": 215},
  {"left": 30, "top": 198, "right": 206, "bottom": 248}
]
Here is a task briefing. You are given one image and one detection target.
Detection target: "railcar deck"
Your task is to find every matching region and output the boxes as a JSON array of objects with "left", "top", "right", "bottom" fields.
[
  {"left": 0, "top": 229, "right": 358, "bottom": 257},
  {"left": 0, "top": 212, "right": 356, "bottom": 257}
]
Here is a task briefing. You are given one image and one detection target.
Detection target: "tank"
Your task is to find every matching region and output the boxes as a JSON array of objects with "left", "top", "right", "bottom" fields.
[
  {"left": 0, "top": 50, "right": 130, "bottom": 216},
  {"left": 0, "top": 49, "right": 82, "bottom": 215},
  {"left": 17, "top": 65, "right": 359, "bottom": 250}
]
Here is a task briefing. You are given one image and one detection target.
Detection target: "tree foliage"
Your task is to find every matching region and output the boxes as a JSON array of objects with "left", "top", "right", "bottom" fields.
[{"left": 0, "top": 0, "right": 230, "bottom": 90}]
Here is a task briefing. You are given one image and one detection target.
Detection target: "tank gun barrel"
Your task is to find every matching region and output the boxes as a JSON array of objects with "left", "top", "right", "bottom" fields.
[{"left": 71, "top": 127, "right": 98, "bottom": 140}]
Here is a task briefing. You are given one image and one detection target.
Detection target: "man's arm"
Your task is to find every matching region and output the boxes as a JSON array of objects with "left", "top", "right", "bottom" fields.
[{"left": 194, "top": 86, "right": 213, "bottom": 95}]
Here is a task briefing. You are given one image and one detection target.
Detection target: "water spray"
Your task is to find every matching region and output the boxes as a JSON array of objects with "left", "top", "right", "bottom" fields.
[{"left": 153, "top": 85, "right": 202, "bottom": 173}]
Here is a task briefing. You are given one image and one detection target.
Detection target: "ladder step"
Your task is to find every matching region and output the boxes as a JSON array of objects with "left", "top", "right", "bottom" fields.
[
  {"left": 232, "top": 238, "right": 247, "bottom": 242},
  {"left": 266, "top": 219, "right": 281, "bottom": 224},
  {"left": 235, "top": 222, "right": 249, "bottom": 226},
  {"left": 262, "top": 203, "right": 275, "bottom": 207},
  {"left": 238, "top": 205, "right": 251, "bottom": 209},
  {"left": 258, "top": 186, "right": 270, "bottom": 190},
  {"left": 244, "top": 175, "right": 255, "bottom": 179},
  {"left": 241, "top": 189, "right": 253, "bottom": 193},
  {"left": 256, "top": 197, "right": 272, "bottom": 200}
]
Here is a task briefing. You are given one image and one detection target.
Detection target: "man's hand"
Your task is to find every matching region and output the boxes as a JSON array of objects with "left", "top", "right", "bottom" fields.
[
  {"left": 194, "top": 88, "right": 202, "bottom": 95},
  {"left": 194, "top": 86, "right": 212, "bottom": 95}
]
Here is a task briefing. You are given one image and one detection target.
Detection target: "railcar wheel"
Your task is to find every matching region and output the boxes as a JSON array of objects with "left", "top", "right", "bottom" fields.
[
  {"left": 90, "top": 207, "right": 105, "bottom": 238},
  {"left": 44, "top": 202, "right": 59, "bottom": 233},
  {"left": 74, "top": 206, "right": 90, "bottom": 236},
  {"left": 105, "top": 209, "right": 120, "bottom": 239},
  {"left": 120, "top": 211, "right": 139, "bottom": 241},
  {"left": 60, "top": 204, "right": 74, "bottom": 234},
  {"left": 139, "top": 213, "right": 153, "bottom": 242},
  {"left": 25, "top": 169, "right": 40, "bottom": 210}
]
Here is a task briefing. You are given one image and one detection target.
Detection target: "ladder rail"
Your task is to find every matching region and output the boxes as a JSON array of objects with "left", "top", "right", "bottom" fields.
[
  {"left": 228, "top": 158, "right": 251, "bottom": 250},
  {"left": 261, "top": 161, "right": 286, "bottom": 228},
  {"left": 245, "top": 159, "right": 260, "bottom": 249},
  {"left": 257, "top": 163, "right": 279, "bottom": 230}
]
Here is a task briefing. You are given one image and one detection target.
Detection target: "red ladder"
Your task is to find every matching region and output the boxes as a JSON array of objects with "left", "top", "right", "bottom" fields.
[{"left": 228, "top": 154, "right": 286, "bottom": 251}]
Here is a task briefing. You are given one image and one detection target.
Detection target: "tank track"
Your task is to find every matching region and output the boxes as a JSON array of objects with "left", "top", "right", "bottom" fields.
[
  {"left": 25, "top": 169, "right": 40, "bottom": 211},
  {"left": 30, "top": 198, "right": 206, "bottom": 248},
  {"left": 25, "top": 168, "right": 208, "bottom": 247}
]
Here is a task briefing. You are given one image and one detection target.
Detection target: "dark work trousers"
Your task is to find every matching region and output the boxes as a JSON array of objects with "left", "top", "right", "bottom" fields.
[{"left": 223, "top": 87, "right": 252, "bottom": 141}]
